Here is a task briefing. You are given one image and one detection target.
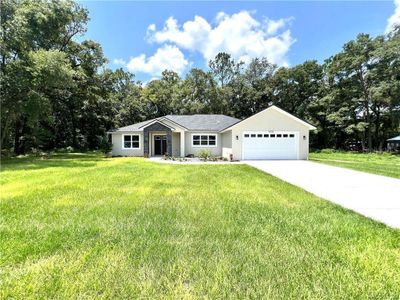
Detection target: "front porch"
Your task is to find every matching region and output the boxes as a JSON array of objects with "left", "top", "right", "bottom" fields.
[{"left": 142, "top": 121, "right": 185, "bottom": 157}]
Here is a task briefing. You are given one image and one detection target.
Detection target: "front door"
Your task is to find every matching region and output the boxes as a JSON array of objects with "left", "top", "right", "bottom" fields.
[{"left": 154, "top": 135, "right": 167, "bottom": 155}]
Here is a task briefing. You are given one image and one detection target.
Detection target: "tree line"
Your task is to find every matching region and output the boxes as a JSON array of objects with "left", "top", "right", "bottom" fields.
[{"left": 1, "top": 0, "right": 399, "bottom": 154}]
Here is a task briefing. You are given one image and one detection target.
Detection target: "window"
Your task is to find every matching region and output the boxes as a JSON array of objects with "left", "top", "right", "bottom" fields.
[
  {"left": 123, "top": 135, "right": 140, "bottom": 149},
  {"left": 192, "top": 134, "right": 217, "bottom": 147},
  {"left": 193, "top": 135, "right": 200, "bottom": 145},
  {"left": 208, "top": 135, "right": 216, "bottom": 145},
  {"left": 244, "top": 134, "right": 250, "bottom": 138},
  {"left": 289, "top": 134, "right": 295, "bottom": 138},
  {"left": 263, "top": 134, "right": 269, "bottom": 138},
  {"left": 270, "top": 134, "right": 276, "bottom": 138},
  {"left": 283, "top": 134, "right": 288, "bottom": 138},
  {"left": 201, "top": 135, "right": 208, "bottom": 145},
  {"left": 257, "top": 134, "right": 262, "bottom": 138},
  {"left": 277, "top": 134, "right": 282, "bottom": 138},
  {"left": 251, "top": 134, "right": 256, "bottom": 138}
]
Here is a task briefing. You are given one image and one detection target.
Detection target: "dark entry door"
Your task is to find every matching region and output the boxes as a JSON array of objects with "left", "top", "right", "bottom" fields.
[{"left": 154, "top": 135, "right": 167, "bottom": 155}]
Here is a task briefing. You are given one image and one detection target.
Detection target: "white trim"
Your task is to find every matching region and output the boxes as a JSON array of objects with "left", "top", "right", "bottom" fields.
[
  {"left": 191, "top": 133, "right": 218, "bottom": 148},
  {"left": 221, "top": 105, "right": 316, "bottom": 132},
  {"left": 180, "top": 131, "right": 185, "bottom": 157},
  {"left": 122, "top": 134, "right": 141, "bottom": 150},
  {"left": 241, "top": 130, "right": 299, "bottom": 160},
  {"left": 138, "top": 119, "right": 175, "bottom": 130},
  {"left": 108, "top": 130, "right": 142, "bottom": 134}
]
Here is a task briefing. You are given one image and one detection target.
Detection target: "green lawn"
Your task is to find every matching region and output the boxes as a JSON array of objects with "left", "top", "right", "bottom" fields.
[
  {"left": 1, "top": 153, "right": 399, "bottom": 299},
  {"left": 310, "top": 151, "right": 400, "bottom": 179}
]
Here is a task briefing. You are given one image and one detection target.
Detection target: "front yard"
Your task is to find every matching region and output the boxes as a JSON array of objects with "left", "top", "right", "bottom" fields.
[
  {"left": 310, "top": 151, "right": 400, "bottom": 178},
  {"left": 1, "top": 153, "right": 399, "bottom": 298}
]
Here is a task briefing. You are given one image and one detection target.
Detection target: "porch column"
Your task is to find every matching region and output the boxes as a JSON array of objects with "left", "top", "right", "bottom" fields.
[
  {"left": 166, "top": 131, "right": 172, "bottom": 156},
  {"left": 180, "top": 131, "right": 185, "bottom": 157},
  {"left": 143, "top": 129, "right": 149, "bottom": 157}
]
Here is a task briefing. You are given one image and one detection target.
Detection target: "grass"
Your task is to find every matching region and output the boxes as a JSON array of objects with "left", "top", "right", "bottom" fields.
[
  {"left": 1, "top": 152, "right": 399, "bottom": 299},
  {"left": 310, "top": 151, "right": 400, "bottom": 179}
]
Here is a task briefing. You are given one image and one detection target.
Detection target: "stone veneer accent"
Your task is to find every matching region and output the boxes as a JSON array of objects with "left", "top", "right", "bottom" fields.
[{"left": 143, "top": 122, "right": 172, "bottom": 156}]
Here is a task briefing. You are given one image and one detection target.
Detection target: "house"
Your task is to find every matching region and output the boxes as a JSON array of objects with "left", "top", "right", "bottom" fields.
[
  {"left": 108, "top": 105, "right": 316, "bottom": 160},
  {"left": 387, "top": 135, "right": 400, "bottom": 152}
]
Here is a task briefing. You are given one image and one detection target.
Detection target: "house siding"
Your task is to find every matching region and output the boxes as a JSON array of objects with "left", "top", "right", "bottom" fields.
[
  {"left": 111, "top": 132, "right": 144, "bottom": 157},
  {"left": 171, "top": 132, "right": 180, "bottom": 156},
  {"left": 184, "top": 132, "right": 222, "bottom": 156},
  {"left": 230, "top": 108, "right": 310, "bottom": 160},
  {"left": 221, "top": 131, "right": 233, "bottom": 159}
]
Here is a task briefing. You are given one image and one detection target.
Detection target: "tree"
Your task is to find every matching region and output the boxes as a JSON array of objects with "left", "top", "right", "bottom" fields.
[
  {"left": 1, "top": 1, "right": 399, "bottom": 154},
  {"left": 102, "top": 68, "right": 144, "bottom": 128},
  {"left": 208, "top": 53, "right": 236, "bottom": 88},
  {"left": 180, "top": 68, "right": 218, "bottom": 114},
  {"left": 324, "top": 33, "right": 400, "bottom": 150},
  {"left": 268, "top": 61, "right": 324, "bottom": 117},
  {"left": 231, "top": 57, "right": 275, "bottom": 117},
  {"left": 0, "top": 0, "right": 89, "bottom": 153},
  {"left": 140, "top": 70, "right": 181, "bottom": 118}
]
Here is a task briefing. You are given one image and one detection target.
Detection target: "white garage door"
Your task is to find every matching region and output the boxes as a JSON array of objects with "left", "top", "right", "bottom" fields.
[{"left": 242, "top": 131, "right": 299, "bottom": 160}]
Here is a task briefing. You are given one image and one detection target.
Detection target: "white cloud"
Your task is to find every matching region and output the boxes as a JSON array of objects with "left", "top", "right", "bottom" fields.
[
  {"left": 265, "top": 18, "right": 292, "bottom": 35},
  {"left": 126, "top": 44, "right": 189, "bottom": 76},
  {"left": 148, "top": 16, "right": 211, "bottom": 50},
  {"left": 147, "top": 11, "right": 295, "bottom": 66},
  {"left": 385, "top": 0, "right": 400, "bottom": 34},
  {"left": 113, "top": 58, "right": 126, "bottom": 66}
]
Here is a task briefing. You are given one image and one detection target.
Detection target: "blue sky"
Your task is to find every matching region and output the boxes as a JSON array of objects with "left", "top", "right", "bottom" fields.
[{"left": 79, "top": 1, "right": 399, "bottom": 82}]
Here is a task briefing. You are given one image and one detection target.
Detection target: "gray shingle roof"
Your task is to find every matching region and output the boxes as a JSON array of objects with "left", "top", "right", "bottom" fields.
[
  {"left": 111, "top": 114, "right": 240, "bottom": 132},
  {"left": 112, "top": 119, "right": 155, "bottom": 132},
  {"left": 387, "top": 135, "right": 400, "bottom": 141},
  {"left": 164, "top": 114, "right": 240, "bottom": 131}
]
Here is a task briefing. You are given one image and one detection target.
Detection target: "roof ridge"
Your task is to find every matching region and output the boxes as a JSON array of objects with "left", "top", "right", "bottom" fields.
[
  {"left": 166, "top": 113, "right": 235, "bottom": 116},
  {"left": 114, "top": 114, "right": 241, "bottom": 132}
]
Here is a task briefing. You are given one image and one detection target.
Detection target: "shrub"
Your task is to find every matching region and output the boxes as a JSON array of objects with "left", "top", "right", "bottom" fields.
[
  {"left": 99, "top": 136, "right": 112, "bottom": 156},
  {"left": 198, "top": 149, "right": 212, "bottom": 160}
]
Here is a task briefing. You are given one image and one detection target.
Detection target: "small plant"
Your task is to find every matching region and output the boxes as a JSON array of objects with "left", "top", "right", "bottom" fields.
[
  {"left": 162, "top": 155, "right": 188, "bottom": 162},
  {"left": 198, "top": 149, "right": 212, "bottom": 160}
]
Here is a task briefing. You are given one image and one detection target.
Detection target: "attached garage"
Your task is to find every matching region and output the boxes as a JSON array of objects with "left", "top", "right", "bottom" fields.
[
  {"left": 221, "top": 105, "right": 316, "bottom": 160},
  {"left": 242, "top": 131, "right": 299, "bottom": 160}
]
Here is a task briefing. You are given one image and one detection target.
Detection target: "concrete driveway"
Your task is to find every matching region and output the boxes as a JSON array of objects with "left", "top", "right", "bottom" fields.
[{"left": 245, "top": 160, "right": 400, "bottom": 229}]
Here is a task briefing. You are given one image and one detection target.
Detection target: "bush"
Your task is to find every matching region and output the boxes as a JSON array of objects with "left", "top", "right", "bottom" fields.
[
  {"left": 99, "top": 136, "right": 112, "bottom": 156},
  {"left": 198, "top": 149, "right": 212, "bottom": 160}
]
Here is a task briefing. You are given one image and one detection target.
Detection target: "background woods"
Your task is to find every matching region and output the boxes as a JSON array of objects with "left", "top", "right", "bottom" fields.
[{"left": 1, "top": 0, "right": 399, "bottom": 154}]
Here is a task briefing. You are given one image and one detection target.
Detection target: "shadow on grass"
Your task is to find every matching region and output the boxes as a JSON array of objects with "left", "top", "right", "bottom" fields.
[{"left": 0, "top": 152, "right": 107, "bottom": 172}]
